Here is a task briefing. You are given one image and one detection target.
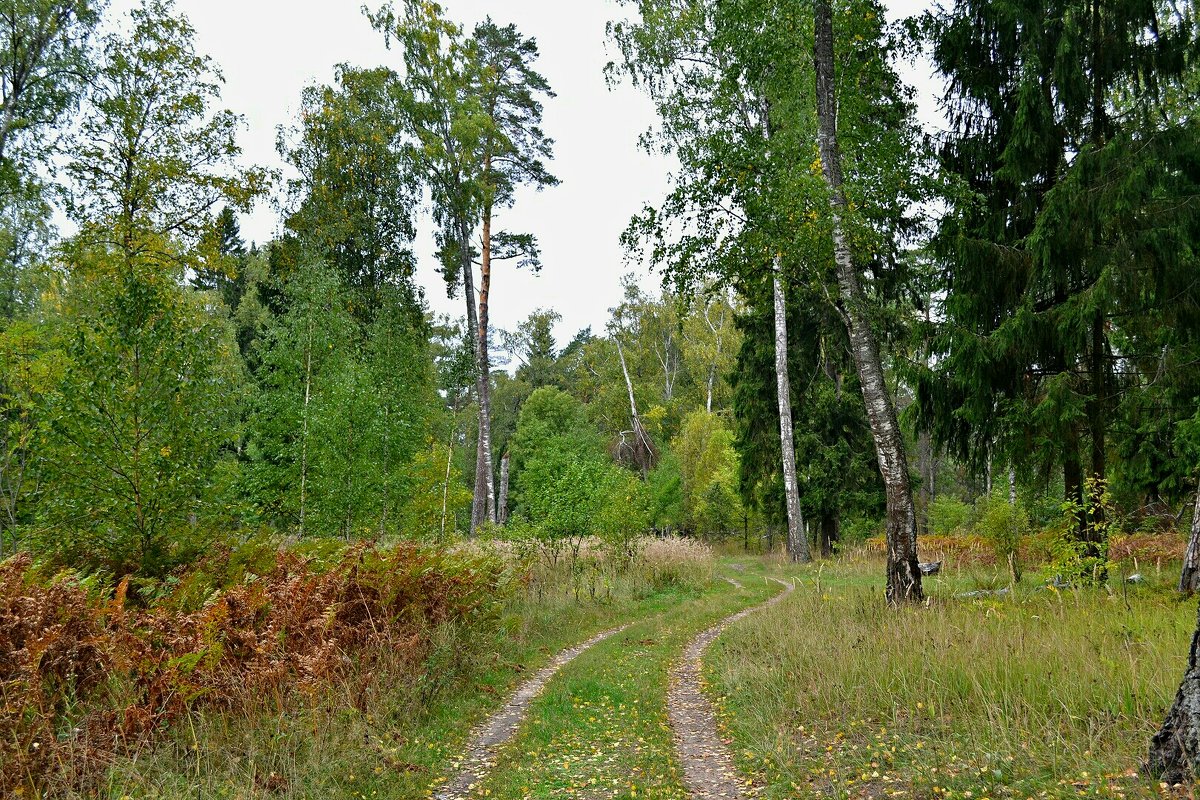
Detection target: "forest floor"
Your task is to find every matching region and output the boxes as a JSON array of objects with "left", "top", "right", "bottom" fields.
[{"left": 102, "top": 554, "right": 1197, "bottom": 800}]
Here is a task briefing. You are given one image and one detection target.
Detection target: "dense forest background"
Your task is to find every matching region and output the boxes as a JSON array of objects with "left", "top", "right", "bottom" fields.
[{"left": 0, "top": 0, "right": 1197, "bottom": 585}]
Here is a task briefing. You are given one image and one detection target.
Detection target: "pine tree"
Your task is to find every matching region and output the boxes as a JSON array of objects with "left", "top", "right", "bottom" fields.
[{"left": 192, "top": 206, "right": 247, "bottom": 310}]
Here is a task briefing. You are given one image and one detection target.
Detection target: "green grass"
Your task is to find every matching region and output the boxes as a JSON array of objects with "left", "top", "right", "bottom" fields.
[
  {"left": 706, "top": 558, "right": 1195, "bottom": 799},
  {"left": 96, "top": 555, "right": 779, "bottom": 800},
  {"left": 468, "top": 558, "right": 791, "bottom": 799}
]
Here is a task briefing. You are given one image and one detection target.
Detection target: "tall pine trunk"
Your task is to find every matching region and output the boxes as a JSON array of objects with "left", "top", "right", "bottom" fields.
[
  {"left": 813, "top": 0, "right": 920, "bottom": 603},
  {"left": 774, "top": 262, "right": 810, "bottom": 563},
  {"left": 458, "top": 212, "right": 492, "bottom": 534}
]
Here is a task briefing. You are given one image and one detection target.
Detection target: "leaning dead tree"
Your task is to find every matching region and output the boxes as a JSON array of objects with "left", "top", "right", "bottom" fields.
[{"left": 613, "top": 336, "right": 658, "bottom": 477}]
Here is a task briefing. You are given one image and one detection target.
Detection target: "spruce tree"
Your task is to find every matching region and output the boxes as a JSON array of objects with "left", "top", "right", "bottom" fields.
[{"left": 922, "top": 0, "right": 1200, "bottom": 560}]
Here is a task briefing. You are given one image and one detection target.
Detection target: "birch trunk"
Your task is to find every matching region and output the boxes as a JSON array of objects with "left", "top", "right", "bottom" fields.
[
  {"left": 1180, "top": 489, "right": 1200, "bottom": 594},
  {"left": 813, "top": 0, "right": 920, "bottom": 603},
  {"left": 497, "top": 451, "right": 510, "bottom": 525},
  {"left": 774, "top": 263, "right": 810, "bottom": 563},
  {"left": 470, "top": 196, "right": 497, "bottom": 532},
  {"left": 1148, "top": 596, "right": 1200, "bottom": 781},
  {"left": 702, "top": 300, "right": 725, "bottom": 414}
]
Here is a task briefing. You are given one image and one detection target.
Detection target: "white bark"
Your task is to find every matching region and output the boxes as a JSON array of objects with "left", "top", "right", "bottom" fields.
[
  {"left": 774, "top": 263, "right": 810, "bottom": 563},
  {"left": 616, "top": 339, "right": 645, "bottom": 447},
  {"left": 497, "top": 451, "right": 510, "bottom": 525},
  {"left": 814, "top": 0, "right": 919, "bottom": 602},
  {"left": 1149, "top": 597, "right": 1200, "bottom": 780},
  {"left": 616, "top": 336, "right": 654, "bottom": 477},
  {"left": 703, "top": 300, "right": 727, "bottom": 414}
]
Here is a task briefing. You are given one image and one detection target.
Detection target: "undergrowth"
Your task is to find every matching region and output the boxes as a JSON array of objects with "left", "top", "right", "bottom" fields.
[
  {"left": 1, "top": 534, "right": 716, "bottom": 798},
  {"left": 0, "top": 542, "right": 515, "bottom": 796}
]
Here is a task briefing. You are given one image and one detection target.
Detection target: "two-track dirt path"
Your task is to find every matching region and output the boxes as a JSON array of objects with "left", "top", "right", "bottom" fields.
[
  {"left": 667, "top": 577, "right": 795, "bottom": 799},
  {"left": 432, "top": 572, "right": 793, "bottom": 799},
  {"left": 432, "top": 624, "right": 630, "bottom": 800}
]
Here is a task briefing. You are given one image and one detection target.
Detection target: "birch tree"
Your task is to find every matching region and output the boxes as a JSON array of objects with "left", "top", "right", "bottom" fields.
[
  {"left": 773, "top": 260, "right": 808, "bottom": 562},
  {"left": 612, "top": 0, "right": 927, "bottom": 579},
  {"left": 681, "top": 289, "right": 737, "bottom": 414},
  {"left": 0, "top": 0, "right": 97, "bottom": 179},
  {"left": 812, "top": 0, "right": 919, "bottom": 601},
  {"left": 1183, "top": 489, "right": 1200, "bottom": 594},
  {"left": 63, "top": 0, "right": 267, "bottom": 267},
  {"left": 610, "top": 2, "right": 816, "bottom": 560}
]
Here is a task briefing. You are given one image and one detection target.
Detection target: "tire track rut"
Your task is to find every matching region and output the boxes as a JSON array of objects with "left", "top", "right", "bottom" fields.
[{"left": 668, "top": 577, "right": 794, "bottom": 799}]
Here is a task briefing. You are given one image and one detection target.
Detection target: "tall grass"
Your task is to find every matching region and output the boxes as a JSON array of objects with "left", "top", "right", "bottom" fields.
[
  {"left": 709, "top": 560, "right": 1194, "bottom": 797},
  {"left": 459, "top": 534, "right": 715, "bottom": 601}
]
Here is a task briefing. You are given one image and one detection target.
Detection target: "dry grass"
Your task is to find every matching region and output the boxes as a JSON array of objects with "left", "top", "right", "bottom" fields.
[
  {"left": 456, "top": 534, "right": 715, "bottom": 601},
  {"left": 639, "top": 536, "right": 716, "bottom": 588},
  {"left": 858, "top": 531, "right": 1188, "bottom": 573}
]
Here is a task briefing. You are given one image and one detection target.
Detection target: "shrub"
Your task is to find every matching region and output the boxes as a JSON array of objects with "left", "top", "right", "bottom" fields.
[
  {"left": 928, "top": 496, "right": 972, "bottom": 537},
  {"left": 972, "top": 496, "right": 1030, "bottom": 582},
  {"left": 1048, "top": 477, "right": 1118, "bottom": 585}
]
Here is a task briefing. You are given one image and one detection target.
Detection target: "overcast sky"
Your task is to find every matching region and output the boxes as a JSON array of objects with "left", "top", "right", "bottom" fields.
[{"left": 108, "top": 0, "right": 944, "bottom": 347}]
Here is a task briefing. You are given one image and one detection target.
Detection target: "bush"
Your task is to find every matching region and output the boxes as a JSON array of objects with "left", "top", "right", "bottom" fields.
[
  {"left": 928, "top": 496, "right": 972, "bottom": 537},
  {"left": 972, "top": 496, "right": 1030, "bottom": 582},
  {"left": 1047, "top": 477, "right": 1118, "bottom": 585}
]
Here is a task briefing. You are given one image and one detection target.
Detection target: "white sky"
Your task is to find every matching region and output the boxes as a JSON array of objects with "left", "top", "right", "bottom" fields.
[{"left": 108, "top": 0, "right": 944, "bottom": 347}]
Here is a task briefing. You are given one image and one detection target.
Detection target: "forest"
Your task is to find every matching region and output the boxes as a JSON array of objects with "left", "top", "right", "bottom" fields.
[{"left": 1, "top": 0, "right": 1199, "bottom": 797}]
